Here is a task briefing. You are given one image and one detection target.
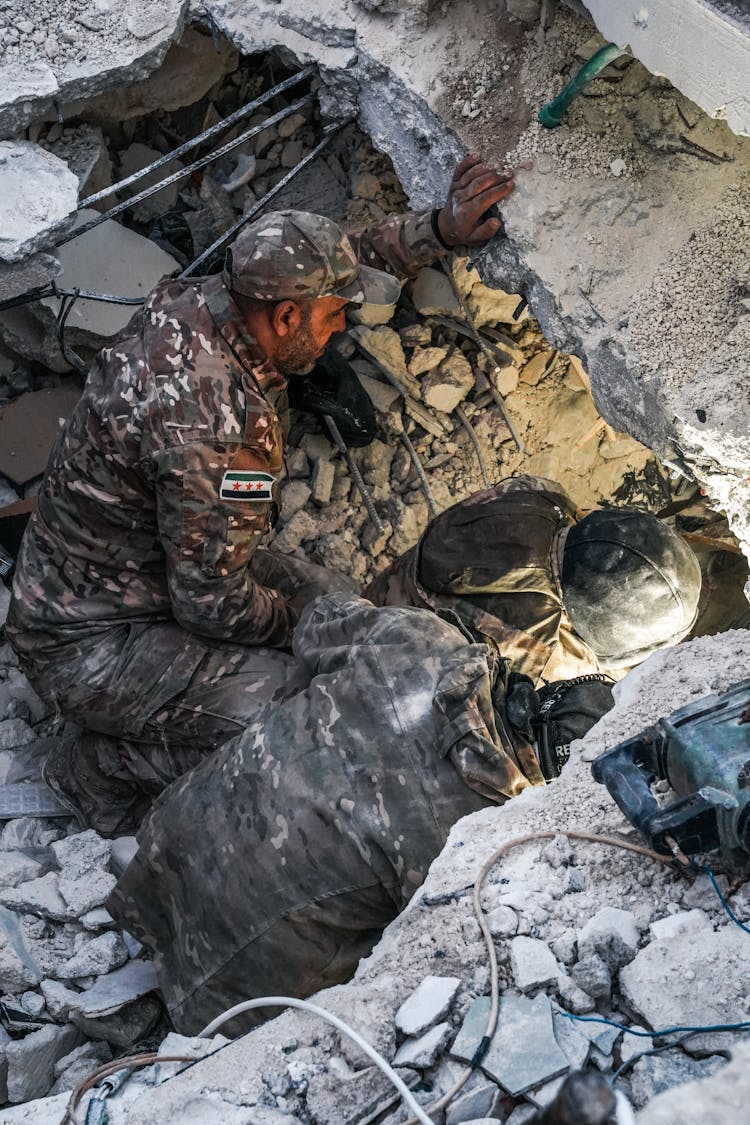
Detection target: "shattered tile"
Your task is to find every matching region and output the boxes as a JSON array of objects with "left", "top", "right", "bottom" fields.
[{"left": 481, "top": 993, "right": 569, "bottom": 1097}]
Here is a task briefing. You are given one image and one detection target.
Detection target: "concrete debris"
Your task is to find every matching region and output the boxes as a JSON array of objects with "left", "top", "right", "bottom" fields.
[
  {"left": 421, "top": 348, "right": 475, "bottom": 412},
  {"left": 5, "top": 1023, "right": 80, "bottom": 1104},
  {"left": 394, "top": 974, "right": 461, "bottom": 1037},
  {"left": 577, "top": 907, "right": 640, "bottom": 972},
  {"left": 56, "top": 932, "right": 129, "bottom": 980},
  {"left": 412, "top": 267, "right": 461, "bottom": 318},
  {"left": 392, "top": 1021, "right": 453, "bottom": 1067},
  {"left": 0, "top": 254, "right": 61, "bottom": 304},
  {"left": 620, "top": 924, "right": 750, "bottom": 1054},
  {"left": 48, "top": 1039, "right": 112, "bottom": 1096},
  {"left": 0, "top": 143, "right": 78, "bottom": 262},
  {"left": 510, "top": 935, "right": 559, "bottom": 993},
  {"left": 45, "top": 125, "right": 111, "bottom": 197},
  {"left": 34, "top": 211, "right": 179, "bottom": 359},
  {"left": 118, "top": 142, "right": 184, "bottom": 223}
]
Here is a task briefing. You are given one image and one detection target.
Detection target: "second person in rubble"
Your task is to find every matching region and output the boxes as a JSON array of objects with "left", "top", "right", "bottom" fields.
[{"left": 6, "top": 155, "right": 515, "bottom": 834}]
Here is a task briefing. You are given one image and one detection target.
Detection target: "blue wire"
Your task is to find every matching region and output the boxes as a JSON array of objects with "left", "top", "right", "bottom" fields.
[
  {"left": 561, "top": 1013, "right": 750, "bottom": 1037},
  {"left": 705, "top": 867, "right": 750, "bottom": 935}
]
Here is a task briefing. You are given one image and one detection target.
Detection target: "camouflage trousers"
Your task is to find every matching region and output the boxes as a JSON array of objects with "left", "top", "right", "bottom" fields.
[{"left": 13, "top": 552, "right": 356, "bottom": 836}]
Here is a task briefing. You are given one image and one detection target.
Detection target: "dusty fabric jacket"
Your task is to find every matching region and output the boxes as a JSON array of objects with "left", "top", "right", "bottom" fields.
[
  {"left": 108, "top": 594, "right": 544, "bottom": 1034},
  {"left": 7, "top": 211, "right": 445, "bottom": 661},
  {"left": 366, "top": 476, "right": 604, "bottom": 687}
]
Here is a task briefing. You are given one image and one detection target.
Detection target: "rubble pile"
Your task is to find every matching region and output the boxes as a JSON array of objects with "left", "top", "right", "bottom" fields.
[
  {"left": 0, "top": 9, "right": 747, "bottom": 1121},
  {"left": 9, "top": 630, "right": 750, "bottom": 1123}
]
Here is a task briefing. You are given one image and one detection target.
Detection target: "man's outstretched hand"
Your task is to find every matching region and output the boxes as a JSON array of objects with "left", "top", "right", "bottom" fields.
[{"left": 437, "top": 154, "right": 515, "bottom": 248}]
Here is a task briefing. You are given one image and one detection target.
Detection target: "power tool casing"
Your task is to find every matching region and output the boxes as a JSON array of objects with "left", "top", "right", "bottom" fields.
[{"left": 592, "top": 677, "right": 750, "bottom": 863}]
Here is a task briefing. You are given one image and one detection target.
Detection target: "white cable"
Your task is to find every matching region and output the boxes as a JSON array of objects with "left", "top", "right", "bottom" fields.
[{"left": 197, "top": 995, "right": 434, "bottom": 1125}]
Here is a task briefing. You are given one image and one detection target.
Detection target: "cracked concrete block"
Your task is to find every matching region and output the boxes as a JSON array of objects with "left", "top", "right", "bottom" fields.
[
  {"left": 630, "top": 1050, "right": 725, "bottom": 1111},
  {"left": 570, "top": 953, "right": 611, "bottom": 1002},
  {"left": 577, "top": 907, "right": 640, "bottom": 972},
  {"left": 395, "top": 975, "right": 461, "bottom": 1037},
  {"left": 56, "top": 932, "right": 129, "bottom": 980},
  {"left": 392, "top": 1021, "right": 452, "bottom": 1068},
  {"left": 5, "top": 1022, "right": 81, "bottom": 1103},
  {"left": 510, "top": 936, "right": 559, "bottom": 992},
  {"left": 411, "top": 267, "right": 461, "bottom": 318},
  {"left": 421, "top": 349, "right": 474, "bottom": 412},
  {"left": 620, "top": 926, "right": 750, "bottom": 1053},
  {"left": 0, "top": 143, "right": 78, "bottom": 262},
  {"left": 408, "top": 346, "right": 447, "bottom": 376},
  {"left": 58, "top": 869, "right": 118, "bottom": 919},
  {"left": 280, "top": 481, "right": 312, "bottom": 519},
  {"left": 52, "top": 830, "right": 111, "bottom": 878},
  {"left": 49, "top": 1040, "right": 113, "bottom": 1096},
  {"left": 311, "top": 459, "right": 335, "bottom": 506}
]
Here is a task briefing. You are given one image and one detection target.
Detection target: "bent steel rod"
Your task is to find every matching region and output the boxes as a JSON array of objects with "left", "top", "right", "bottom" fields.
[
  {"left": 181, "top": 119, "right": 352, "bottom": 277},
  {"left": 324, "top": 414, "right": 385, "bottom": 537},
  {"left": 59, "top": 94, "right": 315, "bottom": 247},
  {"left": 80, "top": 65, "right": 317, "bottom": 208},
  {"left": 399, "top": 430, "right": 439, "bottom": 519}
]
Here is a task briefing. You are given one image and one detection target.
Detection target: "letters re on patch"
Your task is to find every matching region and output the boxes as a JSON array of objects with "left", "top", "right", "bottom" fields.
[{"left": 220, "top": 470, "right": 276, "bottom": 501}]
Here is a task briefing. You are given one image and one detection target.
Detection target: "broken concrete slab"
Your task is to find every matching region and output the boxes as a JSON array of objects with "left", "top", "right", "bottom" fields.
[
  {"left": 629, "top": 1050, "right": 725, "bottom": 1111},
  {"left": 36, "top": 210, "right": 179, "bottom": 353},
  {"left": 0, "top": 1, "right": 191, "bottom": 139},
  {"left": 395, "top": 975, "right": 462, "bottom": 1037},
  {"left": 5, "top": 1022, "right": 80, "bottom": 1103},
  {"left": 0, "top": 872, "right": 69, "bottom": 922},
  {"left": 0, "top": 386, "right": 82, "bottom": 489},
  {"left": 620, "top": 924, "right": 750, "bottom": 1053},
  {"left": 52, "top": 830, "right": 111, "bottom": 879},
  {"left": 0, "top": 143, "right": 79, "bottom": 262}
]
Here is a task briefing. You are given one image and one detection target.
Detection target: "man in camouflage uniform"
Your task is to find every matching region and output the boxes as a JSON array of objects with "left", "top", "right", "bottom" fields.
[
  {"left": 108, "top": 593, "right": 544, "bottom": 1034},
  {"left": 6, "top": 155, "right": 515, "bottom": 834},
  {"left": 366, "top": 475, "right": 703, "bottom": 686}
]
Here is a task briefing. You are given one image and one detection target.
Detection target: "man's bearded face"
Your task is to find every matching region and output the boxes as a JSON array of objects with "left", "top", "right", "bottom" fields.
[{"left": 274, "top": 304, "right": 320, "bottom": 376}]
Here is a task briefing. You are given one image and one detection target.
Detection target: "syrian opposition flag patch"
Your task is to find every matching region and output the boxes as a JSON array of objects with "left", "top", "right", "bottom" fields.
[{"left": 220, "top": 470, "right": 276, "bottom": 501}]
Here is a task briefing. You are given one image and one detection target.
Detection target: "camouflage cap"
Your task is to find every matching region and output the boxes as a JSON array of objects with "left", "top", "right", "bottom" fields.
[{"left": 223, "top": 209, "right": 399, "bottom": 305}]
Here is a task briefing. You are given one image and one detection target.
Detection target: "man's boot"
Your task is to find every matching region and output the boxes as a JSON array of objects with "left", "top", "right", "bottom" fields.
[{"left": 43, "top": 732, "right": 152, "bottom": 837}]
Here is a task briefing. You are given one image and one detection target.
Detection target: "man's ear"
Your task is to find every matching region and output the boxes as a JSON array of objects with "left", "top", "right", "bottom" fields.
[{"left": 271, "top": 300, "right": 302, "bottom": 338}]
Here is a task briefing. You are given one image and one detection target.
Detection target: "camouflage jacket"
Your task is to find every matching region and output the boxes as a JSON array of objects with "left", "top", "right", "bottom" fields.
[
  {"left": 365, "top": 476, "right": 604, "bottom": 687},
  {"left": 8, "top": 212, "right": 446, "bottom": 655},
  {"left": 109, "top": 594, "right": 543, "bottom": 1033}
]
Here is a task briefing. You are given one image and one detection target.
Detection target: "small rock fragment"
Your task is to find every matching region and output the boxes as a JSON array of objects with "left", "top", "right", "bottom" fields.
[
  {"left": 56, "top": 932, "right": 129, "bottom": 980},
  {"left": 578, "top": 907, "right": 639, "bottom": 972},
  {"left": 311, "top": 459, "right": 335, "bottom": 506},
  {"left": 392, "top": 1022, "right": 452, "bottom": 1068},
  {"left": 510, "top": 936, "right": 559, "bottom": 992},
  {"left": 5, "top": 1023, "right": 80, "bottom": 1103},
  {"left": 421, "top": 349, "right": 474, "bottom": 412},
  {"left": 395, "top": 975, "right": 461, "bottom": 1037}
]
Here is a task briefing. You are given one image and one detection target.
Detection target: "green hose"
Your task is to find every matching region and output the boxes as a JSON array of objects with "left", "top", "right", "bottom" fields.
[{"left": 539, "top": 42, "right": 625, "bottom": 128}]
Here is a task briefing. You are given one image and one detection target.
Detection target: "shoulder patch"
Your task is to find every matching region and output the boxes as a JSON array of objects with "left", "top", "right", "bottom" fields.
[{"left": 220, "top": 470, "right": 276, "bottom": 501}]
